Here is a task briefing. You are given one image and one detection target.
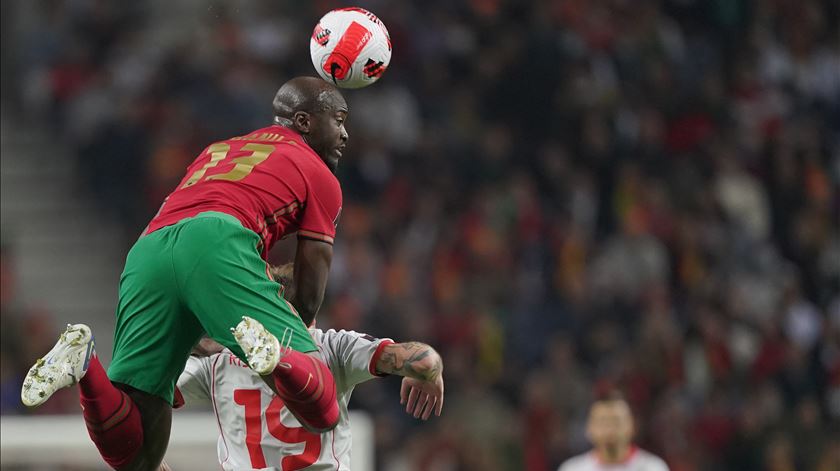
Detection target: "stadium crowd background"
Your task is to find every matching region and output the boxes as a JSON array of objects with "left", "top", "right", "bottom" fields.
[{"left": 1, "top": 0, "right": 838, "bottom": 470}]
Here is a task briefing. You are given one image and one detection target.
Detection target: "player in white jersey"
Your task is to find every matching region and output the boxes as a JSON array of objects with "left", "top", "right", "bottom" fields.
[
  {"left": 559, "top": 392, "right": 669, "bottom": 471},
  {"left": 175, "top": 264, "right": 444, "bottom": 471}
]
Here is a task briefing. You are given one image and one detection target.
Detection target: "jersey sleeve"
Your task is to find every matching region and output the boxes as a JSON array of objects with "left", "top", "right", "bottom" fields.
[
  {"left": 298, "top": 168, "right": 342, "bottom": 244},
  {"left": 176, "top": 355, "right": 213, "bottom": 407},
  {"left": 321, "top": 329, "right": 393, "bottom": 387}
]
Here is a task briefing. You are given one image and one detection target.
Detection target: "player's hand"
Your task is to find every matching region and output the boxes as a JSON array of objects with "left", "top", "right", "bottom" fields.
[
  {"left": 400, "top": 375, "right": 444, "bottom": 420},
  {"left": 158, "top": 460, "right": 172, "bottom": 471}
]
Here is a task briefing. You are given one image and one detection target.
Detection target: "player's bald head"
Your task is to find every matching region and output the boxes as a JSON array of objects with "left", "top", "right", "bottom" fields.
[
  {"left": 273, "top": 76, "right": 346, "bottom": 121},
  {"left": 272, "top": 76, "right": 349, "bottom": 173}
]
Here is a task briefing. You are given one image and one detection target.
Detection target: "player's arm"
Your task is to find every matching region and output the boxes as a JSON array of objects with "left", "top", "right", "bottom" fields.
[
  {"left": 292, "top": 162, "right": 342, "bottom": 325},
  {"left": 288, "top": 238, "right": 333, "bottom": 326},
  {"left": 375, "top": 342, "right": 444, "bottom": 420},
  {"left": 375, "top": 342, "right": 442, "bottom": 381}
]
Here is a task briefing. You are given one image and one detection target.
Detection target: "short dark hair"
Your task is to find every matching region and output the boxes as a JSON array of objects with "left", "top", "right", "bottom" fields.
[
  {"left": 592, "top": 385, "right": 627, "bottom": 405},
  {"left": 268, "top": 263, "right": 294, "bottom": 287}
]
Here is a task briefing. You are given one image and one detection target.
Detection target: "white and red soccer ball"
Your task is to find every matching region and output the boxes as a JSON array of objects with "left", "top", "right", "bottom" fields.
[{"left": 310, "top": 7, "right": 392, "bottom": 89}]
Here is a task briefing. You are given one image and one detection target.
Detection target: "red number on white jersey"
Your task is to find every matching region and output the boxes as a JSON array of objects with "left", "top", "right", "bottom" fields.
[{"left": 233, "top": 388, "right": 321, "bottom": 470}]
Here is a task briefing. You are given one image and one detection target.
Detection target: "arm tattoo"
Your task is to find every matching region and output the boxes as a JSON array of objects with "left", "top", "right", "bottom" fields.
[{"left": 378, "top": 342, "right": 442, "bottom": 381}]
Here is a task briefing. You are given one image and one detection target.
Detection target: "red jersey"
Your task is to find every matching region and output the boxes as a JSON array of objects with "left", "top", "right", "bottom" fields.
[{"left": 146, "top": 125, "right": 342, "bottom": 257}]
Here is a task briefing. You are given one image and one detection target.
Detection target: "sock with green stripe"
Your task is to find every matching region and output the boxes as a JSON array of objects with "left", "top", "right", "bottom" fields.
[{"left": 79, "top": 356, "right": 144, "bottom": 469}]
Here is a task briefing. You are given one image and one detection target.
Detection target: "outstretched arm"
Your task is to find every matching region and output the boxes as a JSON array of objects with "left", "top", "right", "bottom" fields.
[
  {"left": 375, "top": 342, "right": 444, "bottom": 420},
  {"left": 375, "top": 342, "right": 442, "bottom": 381}
]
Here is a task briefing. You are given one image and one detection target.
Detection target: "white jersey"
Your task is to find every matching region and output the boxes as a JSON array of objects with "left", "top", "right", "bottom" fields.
[
  {"left": 177, "top": 329, "right": 393, "bottom": 471},
  {"left": 559, "top": 448, "right": 669, "bottom": 471}
]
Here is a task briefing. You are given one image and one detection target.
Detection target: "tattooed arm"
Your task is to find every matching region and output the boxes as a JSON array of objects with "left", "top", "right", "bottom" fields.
[
  {"left": 375, "top": 342, "right": 444, "bottom": 420},
  {"left": 375, "top": 342, "right": 442, "bottom": 380}
]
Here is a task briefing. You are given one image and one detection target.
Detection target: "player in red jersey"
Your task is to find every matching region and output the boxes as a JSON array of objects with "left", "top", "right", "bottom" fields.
[{"left": 21, "top": 77, "right": 349, "bottom": 470}]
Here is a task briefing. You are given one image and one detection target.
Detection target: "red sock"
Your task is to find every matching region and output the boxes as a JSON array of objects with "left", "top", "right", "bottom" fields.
[
  {"left": 79, "top": 356, "right": 144, "bottom": 469},
  {"left": 270, "top": 351, "right": 339, "bottom": 431}
]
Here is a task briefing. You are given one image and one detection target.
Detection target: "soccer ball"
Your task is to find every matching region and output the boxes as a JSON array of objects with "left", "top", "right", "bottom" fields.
[{"left": 310, "top": 7, "right": 392, "bottom": 89}]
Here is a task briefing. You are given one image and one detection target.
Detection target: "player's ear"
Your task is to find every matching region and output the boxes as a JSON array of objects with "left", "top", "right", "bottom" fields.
[{"left": 293, "top": 111, "right": 311, "bottom": 134}]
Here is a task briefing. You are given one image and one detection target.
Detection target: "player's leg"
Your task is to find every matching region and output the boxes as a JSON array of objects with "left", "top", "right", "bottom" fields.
[
  {"left": 172, "top": 212, "right": 338, "bottom": 431},
  {"left": 232, "top": 315, "right": 339, "bottom": 433},
  {"left": 108, "top": 222, "right": 206, "bottom": 402},
  {"left": 113, "top": 386, "right": 172, "bottom": 471},
  {"left": 21, "top": 324, "right": 146, "bottom": 469},
  {"left": 106, "top": 226, "right": 206, "bottom": 468}
]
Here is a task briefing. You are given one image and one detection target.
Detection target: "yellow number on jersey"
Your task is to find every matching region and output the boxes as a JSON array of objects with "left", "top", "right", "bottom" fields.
[
  {"left": 180, "top": 142, "right": 277, "bottom": 189},
  {"left": 206, "top": 143, "right": 274, "bottom": 182},
  {"left": 180, "top": 143, "right": 230, "bottom": 189}
]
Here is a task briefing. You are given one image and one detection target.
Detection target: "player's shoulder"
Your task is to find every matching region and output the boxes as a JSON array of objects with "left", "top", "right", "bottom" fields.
[
  {"left": 635, "top": 448, "right": 669, "bottom": 470},
  {"left": 304, "top": 156, "right": 340, "bottom": 189},
  {"left": 557, "top": 452, "right": 595, "bottom": 471},
  {"left": 311, "top": 328, "right": 391, "bottom": 360},
  {"left": 228, "top": 125, "right": 293, "bottom": 144},
  {"left": 311, "top": 328, "right": 371, "bottom": 345},
  {"left": 229, "top": 126, "right": 323, "bottom": 164},
  {"left": 186, "top": 352, "right": 218, "bottom": 368}
]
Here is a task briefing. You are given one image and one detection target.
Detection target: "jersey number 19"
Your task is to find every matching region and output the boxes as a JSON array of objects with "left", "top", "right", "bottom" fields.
[{"left": 233, "top": 388, "right": 321, "bottom": 470}]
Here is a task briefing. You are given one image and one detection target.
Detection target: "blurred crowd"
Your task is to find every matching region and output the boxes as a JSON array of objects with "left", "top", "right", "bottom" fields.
[{"left": 2, "top": 0, "right": 839, "bottom": 470}]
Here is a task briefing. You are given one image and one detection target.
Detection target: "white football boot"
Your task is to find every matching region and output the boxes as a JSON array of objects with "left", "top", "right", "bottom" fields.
[
  {"left": 231, "top": 316, "right": 285, "bottom": 375},
  {"left": 21, "top": 323, "right": 95, "bottom": 407}
]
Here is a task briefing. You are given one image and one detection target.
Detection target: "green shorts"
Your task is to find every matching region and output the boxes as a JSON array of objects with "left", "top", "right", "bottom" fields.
[{"left": 108, "top": 211, "right": 316, "bottom": 404}]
